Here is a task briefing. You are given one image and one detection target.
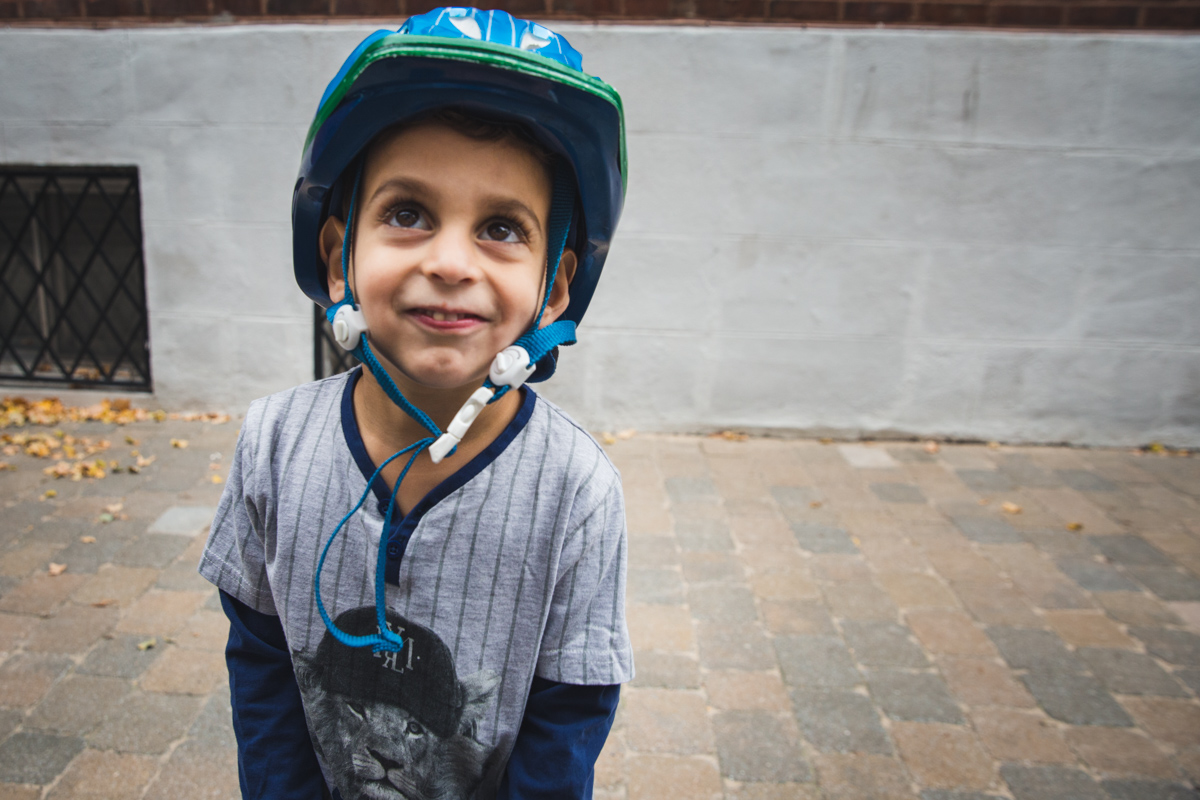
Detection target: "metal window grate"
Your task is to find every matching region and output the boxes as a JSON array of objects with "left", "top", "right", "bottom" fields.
[
  {"left": 314, "top": 305, "right": 359, "bottom": 379},
  {"left": 0, "top": 166, "right": 151, "bottom": 390}
]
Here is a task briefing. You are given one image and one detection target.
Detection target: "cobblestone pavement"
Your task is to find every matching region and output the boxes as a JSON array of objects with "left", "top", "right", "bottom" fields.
[{"left": 1, "top": 417, "right": 1199, "bottom": 799}]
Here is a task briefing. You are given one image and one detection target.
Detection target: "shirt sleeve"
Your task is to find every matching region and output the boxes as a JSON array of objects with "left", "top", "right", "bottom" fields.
[
  {"left": 199, "top": 404, "right": 277, "bottom": 615},
  {"left": 222, "top": 590, "right": 329, "bottom": 800},
  {"left": 537, "top": 476, "right": 634, "bottom": 685},
  {"left": 497, "top": 678, "right": 619, "bottom": 800}
]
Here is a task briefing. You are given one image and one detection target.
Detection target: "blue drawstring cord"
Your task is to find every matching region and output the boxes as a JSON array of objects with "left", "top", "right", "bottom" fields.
[
  {"left": 315, "top": 158, "right": 579, "bottom": 653},
  {"left": 314, "top": 438, "right": 431, "bottom": 651}
]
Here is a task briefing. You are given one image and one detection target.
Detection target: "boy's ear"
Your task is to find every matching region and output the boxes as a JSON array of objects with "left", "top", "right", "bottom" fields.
[
  {"left": 319, "top": 216, "right": 348, "bottom": 304},
  {"left": 540, "top": 249, "right": 577, "bottom": 327}
]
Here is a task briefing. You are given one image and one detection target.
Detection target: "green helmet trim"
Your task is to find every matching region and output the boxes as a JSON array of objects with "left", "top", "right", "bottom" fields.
[{"left": 304, "top": 34, "right": 627, "bottom": 194}]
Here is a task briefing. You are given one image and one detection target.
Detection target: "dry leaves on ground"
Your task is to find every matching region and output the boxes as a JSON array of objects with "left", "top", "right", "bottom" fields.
[
  {"left": 1, "top": 397, "right": 165, "bottom": 428},
  {"left": 1, "top": 397, "right": 230, "bottom": 430}
]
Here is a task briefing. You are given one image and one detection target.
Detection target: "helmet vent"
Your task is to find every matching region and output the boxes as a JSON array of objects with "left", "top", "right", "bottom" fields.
[{"left": 448, "top": 13, "right": 482, "bottom": 39}]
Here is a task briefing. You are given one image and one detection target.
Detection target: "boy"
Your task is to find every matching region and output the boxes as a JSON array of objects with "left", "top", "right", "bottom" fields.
[{"left": 199, "top": 9, "right": 633, "bottom": 799}]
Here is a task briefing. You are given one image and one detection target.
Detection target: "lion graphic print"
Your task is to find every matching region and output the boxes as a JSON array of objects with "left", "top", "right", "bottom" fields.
[{"left": 295, "top": 607, "right": 502, "bottom": 800}]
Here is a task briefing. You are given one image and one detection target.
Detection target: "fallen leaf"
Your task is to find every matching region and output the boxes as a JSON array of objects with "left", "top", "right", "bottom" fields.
[
  {"left": 137, "top": 638, "right": 156, "bottom": 651},
  {"left": 43, "top": 461, "right": 73, "bottom": 479},
  {"left": 124, "top": 435, "right": 140, "bottom": 446},
  {"left": 711, "top": 430, "right": 748, "bottom": 442},
  {"left": 210, "top": 475, "right": 223, "bottom": 484},
  {"left": 47, "top": 562, "right": 67, "bottom": 576},
  {"left": 209, "top": 462, "right": 221, "bottom": 471},
  {"left": 987, "top": 441, "right": 1001, "bottom": 449},
  {"left": 135, "top": 455, "right": 156, "bottom": 468},
  {"left": 41, "top": 489, "right": 57, "bottom": 500},
  {"left": 819, "top": 438, "right": 833, "bottom": 445},
  {"left": 127, "top": 465, "right": 140, "bottom": 474},
  {"left": 163, "top": 636, "right": 175, "bottom": 644},
  {"left": 616, "top": 429, "right": 636, "bottom": 441},
  {"left": 1066, "top": 522, "right": 1084, "bottom": 531},
  {"left": 170, "top": 438, "right": 189, "bottom": 449},
  {"left": 103, "top": 502, "right": 123, "bottom": 514},
  {"left": 1147, "top": 442, "right": 1165, "bottom": 454},
  {"left": 80, "top": 535, "right": 96, "bottom": 543},
  {"left": 923, "top": 440, "right": 940, "bottom": 454},
  {"left": 0, "top": 462, "right": 14, "bottom": 471},
  {"left": 98, "top": 512, "right": 114, "bottom": 524},
  {"left": 809, "top": 500, "right": 822, "bottom": 509},
  {"left": 1001, "top": 501, "right": 1022, "bottom": 514},
  {"left": 600, "top": 432, "right": 616, "bottom": 445},
  {"left": 851, "top": 536, "right": 861, "bottom": 546},
  {"left": 91, "top": 598, "right": 116, "bottom": 607}
]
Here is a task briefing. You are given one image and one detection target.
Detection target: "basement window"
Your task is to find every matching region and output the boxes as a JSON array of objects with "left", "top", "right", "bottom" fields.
[{"left": 0, "top": 166, "right": 151, "bottom": 390}]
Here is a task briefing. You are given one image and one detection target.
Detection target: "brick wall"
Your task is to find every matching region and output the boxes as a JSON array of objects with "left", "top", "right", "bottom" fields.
[{"left": 1, "top": 0, "right": 1197, "bottom": 28}]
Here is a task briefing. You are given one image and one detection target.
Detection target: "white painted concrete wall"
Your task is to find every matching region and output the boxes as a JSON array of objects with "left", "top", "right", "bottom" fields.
[{"left": 1, "top": 24, "right": 1197, "bottom": 446}]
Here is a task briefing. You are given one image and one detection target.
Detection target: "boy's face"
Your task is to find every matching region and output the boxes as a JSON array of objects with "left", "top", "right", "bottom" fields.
[{"left": 321, "top": 121, "right": 574, "bottom": 393}]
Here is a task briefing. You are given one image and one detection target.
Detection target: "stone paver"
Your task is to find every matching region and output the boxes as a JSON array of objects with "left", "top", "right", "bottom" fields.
[
  {"left": 1020, "top": 670, "right": 1134, "bottom": 726},
  {"left": 45, "top": 748, "right": 159, "bottom": 800},
  {"left": 5, "top": 421, "right": 1200, "bottom": 797},
  {"left": 1064, "top": 726, "right": 1181, "bottom": 780},
  {"left": 890, "top": 722, "right": 994, "bottom": 791}
]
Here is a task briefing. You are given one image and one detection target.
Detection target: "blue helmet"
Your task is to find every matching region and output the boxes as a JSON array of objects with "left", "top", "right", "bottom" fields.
[{"left": 292, "top": 7, "right": 627, "bottom": 330}]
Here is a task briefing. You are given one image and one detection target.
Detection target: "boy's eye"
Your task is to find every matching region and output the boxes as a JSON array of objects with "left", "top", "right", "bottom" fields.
[
  {"left": 388, "top": 208, "right": 429, "bottom": 230},
  {"left": 482, "top": 221, "right": 521, "bottom": 243}
]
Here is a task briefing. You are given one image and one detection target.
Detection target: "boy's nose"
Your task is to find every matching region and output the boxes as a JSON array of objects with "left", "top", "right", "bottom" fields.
[{"left": 420, "top": 230, "right": 480, "bottom": 284}]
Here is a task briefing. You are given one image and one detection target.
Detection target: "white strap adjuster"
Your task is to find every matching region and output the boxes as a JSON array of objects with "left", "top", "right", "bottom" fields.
[
  {"left": 428, "top": 346, "right": 535, "bottom": 464},
  {"left": 331, "top": 304, "right": 368, "bottom": 351}
]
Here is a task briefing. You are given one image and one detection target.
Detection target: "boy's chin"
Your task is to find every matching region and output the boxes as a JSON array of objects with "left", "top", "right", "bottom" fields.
[{"left": 371, "top": 356, "right": 491, "bottom": 396}]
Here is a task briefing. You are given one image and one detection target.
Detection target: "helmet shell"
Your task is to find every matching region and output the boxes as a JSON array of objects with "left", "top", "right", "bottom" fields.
[{"left": 293, "top": 8, "right": 626, "bottom": 328}]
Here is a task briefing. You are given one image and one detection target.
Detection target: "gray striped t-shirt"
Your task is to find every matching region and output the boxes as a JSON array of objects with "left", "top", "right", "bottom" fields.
[{"left": 198, "top": 371, "right": 633, "bottom": 799}]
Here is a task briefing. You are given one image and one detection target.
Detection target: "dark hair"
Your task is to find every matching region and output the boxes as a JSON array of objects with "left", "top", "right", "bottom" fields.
[{"left": 416, "top": 108, "right": 555, "bottom": 171}]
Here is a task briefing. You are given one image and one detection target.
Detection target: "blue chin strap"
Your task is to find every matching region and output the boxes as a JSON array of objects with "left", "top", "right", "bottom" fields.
[{"left": 315, "top": 159, "right": 578, "bottom": 653}]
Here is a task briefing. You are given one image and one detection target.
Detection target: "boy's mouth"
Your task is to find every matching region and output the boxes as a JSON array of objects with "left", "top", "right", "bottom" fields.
[
  {"left": 425, "top": 310, "right": 477, "bottom": 322},
  {"left": 409, "top": 307, "right": 485, "bottom": 330}
]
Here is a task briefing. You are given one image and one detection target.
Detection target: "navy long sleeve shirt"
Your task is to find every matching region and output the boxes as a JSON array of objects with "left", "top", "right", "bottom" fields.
[{"left": 221, "top": 590, "right": 618, "bottom": 800}]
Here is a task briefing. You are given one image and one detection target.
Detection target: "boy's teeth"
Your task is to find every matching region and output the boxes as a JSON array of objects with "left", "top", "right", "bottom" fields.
[{"left": 429, "top": 310, "right": 466, "bottom": 322}]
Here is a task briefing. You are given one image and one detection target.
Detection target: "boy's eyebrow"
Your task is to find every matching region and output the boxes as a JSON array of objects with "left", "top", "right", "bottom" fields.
[{"left": 366, "top": 177, "right": 545, "bottom": 233}]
